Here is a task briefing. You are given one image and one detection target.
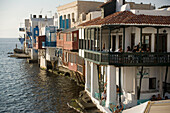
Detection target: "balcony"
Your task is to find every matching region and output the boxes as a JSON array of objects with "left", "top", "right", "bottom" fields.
[
  {"left": 64, "top": 41, "right": 78, "bottom": 50},
  {"left": 42, "top": 42, "right": 56, "bottom": 48},
  {"left": 84, "top": 50, "right": 170, "bottom": 66}
]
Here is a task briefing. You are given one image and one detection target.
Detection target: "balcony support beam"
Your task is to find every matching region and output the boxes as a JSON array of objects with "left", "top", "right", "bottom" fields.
[
  {"left": 109, "top": 28, "right": 111, "bottom": 52},
  {"left": 100, "top": 27, "right": 102, "bottom": 52},
  {"left": 90, "top": 28, "right": 91, "bottom": 50},
  {"left": 123, "top": 27, "right": 125, "bottom": 52},
  {"left": 140, "top": 27, "right": 143, "bottom": 48},
  {"left": 94, "top": 28, "right": 96, "bottom": 51},
  {"left": 87, "top": 28, "right": 89, "bottom": 50},
  {"left": 157, "top": 28, "right": 159, "bottom": 52},
  {"left": 97, "top": 28, "right": 99, "bottom": 51}
]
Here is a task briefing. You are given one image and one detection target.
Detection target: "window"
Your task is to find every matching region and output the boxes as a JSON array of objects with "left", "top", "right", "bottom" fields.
[
  {"left": 149, "top": 78, "right": 156, "bottom": 89},
  {"left": 59, "top": 33, "right": 63, "bottom": 40},
  {"left": 73, "top": 33, "right": 77, "bottom": 41},
  {"left": 142, "top": 34, "right": 151, "bottom": 51},
  {"left": 51, "top": 33, "right": 56, "bottom": 42},
  {"left": 66, "top": 33, "right": 71, "bottom": 41}
]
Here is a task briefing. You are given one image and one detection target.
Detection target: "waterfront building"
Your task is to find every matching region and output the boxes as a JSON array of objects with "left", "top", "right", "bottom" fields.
[
  {"left": 56, "top": 28, "right": 85, "bottom": 82},
  {"left": 19, "top": 15, "right": 54, "bottom": 60},
  {"left": 57, "top": 0, "right": 104, "bottom": 29},
  {"left": 78, "top": 0, "right": 170, "bottom": 112}
]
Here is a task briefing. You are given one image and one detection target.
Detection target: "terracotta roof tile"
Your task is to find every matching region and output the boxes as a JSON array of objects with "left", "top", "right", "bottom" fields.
[{"left": 79, "top": 11, "right": 170, "bottom": 27}]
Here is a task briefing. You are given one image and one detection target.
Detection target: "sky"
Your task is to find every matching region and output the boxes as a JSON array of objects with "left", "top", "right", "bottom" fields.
[{"left": 0, "top": 0, "right": 170, "bottom": 38}]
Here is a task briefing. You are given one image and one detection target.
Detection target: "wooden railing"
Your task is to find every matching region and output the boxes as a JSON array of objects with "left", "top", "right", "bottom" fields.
[{"left": 84, "top": 50, "right": 170, "bottom": 66}]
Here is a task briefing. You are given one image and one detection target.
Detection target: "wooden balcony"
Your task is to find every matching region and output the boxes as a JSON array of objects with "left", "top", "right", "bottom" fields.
[{"left": 84, "top": 50, "right": 170, "bottom": 66}]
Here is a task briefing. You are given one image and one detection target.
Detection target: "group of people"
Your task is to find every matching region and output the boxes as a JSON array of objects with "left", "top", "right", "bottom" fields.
[
  {"left": 114, "top": 43, "right": 150, "bottom": 53},
  {"left": 151, "top": 94, "right": 169, "bottom": 101}
]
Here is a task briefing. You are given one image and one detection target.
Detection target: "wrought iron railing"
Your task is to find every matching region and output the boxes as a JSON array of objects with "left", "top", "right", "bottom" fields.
[{"left": 84, "top": 50, "right": 170, "bottom": 66}]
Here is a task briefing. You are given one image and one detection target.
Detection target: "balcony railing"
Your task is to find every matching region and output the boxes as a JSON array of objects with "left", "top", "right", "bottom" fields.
[
  {"left": 42, "top": 42, "right": 56, "bottom": 48},
  {"left": 84, "top": 50, "right": 170, "bottom": 66}
]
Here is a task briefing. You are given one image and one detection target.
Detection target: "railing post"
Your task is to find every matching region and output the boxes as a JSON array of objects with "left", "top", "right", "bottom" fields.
[
  {"left": 90, "top": 28, "right": 91, "bottom": 50},
  {"left": 140, "top": 27, "right": 143, "bottom": 48},
  {"left": 123, "top": 27, "right": 125, "bottom": 52},
  {"left": 100, "top": 27, "right": 102, "bottom": 52},
  {"left": 157, "top": 28, "right": 159, "bottom": 52},
  {"left": 97, "top": 28, "right": 99, "bottom": 51}
]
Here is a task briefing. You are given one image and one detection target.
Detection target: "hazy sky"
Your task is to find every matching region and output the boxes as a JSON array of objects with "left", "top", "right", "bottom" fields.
[{"left": 0, "top": 0, "right": 170, "bottom": 38}]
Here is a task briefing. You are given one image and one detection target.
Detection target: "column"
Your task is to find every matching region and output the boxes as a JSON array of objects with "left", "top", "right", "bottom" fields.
[
  {"left": 157, "top": 28, "right": 159, "bottom": 52},
  {"left": 159, "top": 67, "right": 163, "bottom": 97},
  {"left": 123, "top": 27, "right": 125, "bottom": 52},
  {"left": 100, "top": 27, "right": 102, "bottom": 52},
  {"left": 91, "top": 62, "right": 98, "bottom": 97},
  {"left": 85, "top": 60, "right": 88, "bottom": 90},
  {"left": 106, "top": 65, "right": 116, "bottom": 107},
  {"left": 140, "top": 27, "right": 143, "bottom": 47}
]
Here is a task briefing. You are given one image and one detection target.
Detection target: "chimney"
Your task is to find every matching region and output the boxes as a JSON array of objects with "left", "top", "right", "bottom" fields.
[
  {"left": 101, "top": 0, "right": 116, "bottom": 18},
  {"left": 39, "top": 15, "right": 42, "bottom": 18},
  {"left": 33, "top": 15, "right": 36, "bottom": 18}
]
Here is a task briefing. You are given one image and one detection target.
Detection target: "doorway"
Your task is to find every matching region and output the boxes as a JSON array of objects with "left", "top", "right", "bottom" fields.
[
  {"left": 111, "top": 35, "right": 116, "bottom": 51},
  {"left": 155, "top": 34, "right": 167, "bottom": 52}
]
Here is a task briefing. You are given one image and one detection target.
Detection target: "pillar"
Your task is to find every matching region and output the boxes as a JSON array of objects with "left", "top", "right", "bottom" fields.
[
  {"left": 91, "top": 62, "right": 98, "bottom": 97},
  {"left": 159, "top": 67, "right": 163, "bottom": 97},
  {"left": 140, "top": 27, "right": 143, "bottom": 47},
  {"left": 106, "top": 65, "right": 116, "bottom": 107},
  {"left": 85, "top": 60, "right": 88, "bottom": 90},
  {"left": 123, "top": 27, "right": 125, "bottom": 52},
  {"left": 157, "top": 28, "right": 159, "bottom": 52}
]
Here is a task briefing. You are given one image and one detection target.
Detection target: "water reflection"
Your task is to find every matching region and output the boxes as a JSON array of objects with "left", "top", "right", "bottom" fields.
[{"left": 0, "top": 39, "right": 83, "bottom": 113}]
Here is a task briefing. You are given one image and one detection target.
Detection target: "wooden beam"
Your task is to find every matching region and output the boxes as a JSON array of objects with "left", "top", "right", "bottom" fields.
[
  {"left": 97, "top": 28, "right": 99, "bottom": 51},
  {"left": 157, "top": 28, "right": 159, "bottom": 52},
  {"left": 109, "top": 28, "right": 111, "bottom": 52},
  {"left": 123, "top": 27, "right": 125, "bottom": 52},
  {"left": 119, "top": 67, "right": 122, "bottom": 105},
  {"left": 100, "top": 27, "right": 102, "bottom": 52},
  {"left": 140, "top": 27, "right": 143, "bottom": 47}
]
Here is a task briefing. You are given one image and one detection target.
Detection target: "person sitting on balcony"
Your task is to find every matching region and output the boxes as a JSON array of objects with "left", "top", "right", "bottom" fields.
[
  {"left": 165, "top": 96, "right": 168, "bottom": 100},
  {"left": 102, "top": 43, "right": 105, "bottom": 51},
  {"left": 137, "top": 42, "right": 140, "bottom": 51},
  {"left": 126, "top": 46, "right": 131, "bottom": 52},
  {"left": 132, "top": 46, "right": 137, "bottom": 52},
  {"left": 146, "top": 47, "right": 150, "bottom": 52},
  {"left": 115, "top": 46, "right": 123, "bottom": 53},
  {"left": 101, "top": 89, "right": 107, "bottom": 100},
  {"left": 157, "top": 94, "right": 162, "bottom": 100},
  {"left": 137, "top": 47, "right": 144, "bottom": 53},
  {"left": 151, "top": 95, "right": 157, "bottom": 101}
]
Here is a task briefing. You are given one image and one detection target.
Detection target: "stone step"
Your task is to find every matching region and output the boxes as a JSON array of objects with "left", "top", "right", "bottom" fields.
[
  {"left": 67, "top": 99, "right": 85, "bottom": 113},
  {"left": 81, "top": 94, "right": 92, "bottom": 103},
  {"left": 76, "top": 98, "right": 97, "bottom": 110}
]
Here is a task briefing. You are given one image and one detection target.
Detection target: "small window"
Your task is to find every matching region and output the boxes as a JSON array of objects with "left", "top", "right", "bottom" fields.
[
  {"left": 73, "top": 33, "right": 77, "bottom": 41},
  {"left": 149, "top": 78, "right": 156, "bottom": 89},
  {"left": 66, "top": 33, "right": 71, "bottom": 41},
  {"left": 59, "top": 33, "right": 63, "bottom": 40}
]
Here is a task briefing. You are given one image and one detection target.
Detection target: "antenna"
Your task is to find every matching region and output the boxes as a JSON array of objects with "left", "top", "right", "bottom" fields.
[
  {"left": 40, "top": 8, "right": 43, "bottom": 14},
  {"left": 47, "top": 11, "right": 52, "bottom": 17}
]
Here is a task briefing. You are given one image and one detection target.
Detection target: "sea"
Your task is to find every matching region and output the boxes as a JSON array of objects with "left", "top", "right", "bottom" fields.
[{"left": 0, "top": 38, "right": 83, "bottom": 113}]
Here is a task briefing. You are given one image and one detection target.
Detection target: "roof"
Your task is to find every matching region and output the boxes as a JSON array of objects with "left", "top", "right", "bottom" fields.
[
  {"left": 78, "top": 11, "right": 170, "bottom": 27},
  {"left": 60, "top": 27, "right": 78, "bottom": 33},
  {"left": 99, "top": 0, "right": 114, "bottom": 8}
]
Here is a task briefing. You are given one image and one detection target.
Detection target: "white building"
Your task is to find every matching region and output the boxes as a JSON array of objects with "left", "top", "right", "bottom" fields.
[
  {"left": 78, "top": 0, "right": 170, "bottom": 112},
  {"left": 24, "top": 15, "right": 54, "bottom": 60}
]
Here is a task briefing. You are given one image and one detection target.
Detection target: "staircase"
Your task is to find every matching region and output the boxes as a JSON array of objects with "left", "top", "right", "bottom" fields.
[{"left": 67, "top": 91, "right": 102, "bottom": 113}]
